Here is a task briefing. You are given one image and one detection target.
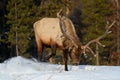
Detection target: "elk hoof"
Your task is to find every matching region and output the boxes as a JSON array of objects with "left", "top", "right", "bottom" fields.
[{"left": 65, "top": 68, "right": 68, "bottom": 71}]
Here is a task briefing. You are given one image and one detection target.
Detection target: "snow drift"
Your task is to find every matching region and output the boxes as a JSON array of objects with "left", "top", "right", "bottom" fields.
[{"left": 0, "top": 56, "right": 120, "bottom": 80}]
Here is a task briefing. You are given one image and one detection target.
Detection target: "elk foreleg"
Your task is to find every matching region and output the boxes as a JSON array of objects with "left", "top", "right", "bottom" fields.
[{"left": 63, "top": 49, "right": 68, "bottom": 71}]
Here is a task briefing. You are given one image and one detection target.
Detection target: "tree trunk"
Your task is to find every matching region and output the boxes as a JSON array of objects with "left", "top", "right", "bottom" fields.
[
  {"left": 15, "top": 3, "right": 19, "bottom": 56},
  {"left": 116, "top": 0, "right": 120, "bottom": 65},
  {"left": 96, "top": 43, "right": 99, "bottom": 65},
  {"left": 16, "top": 31, "right": 19, "bottom": 56},
  {"left": 116, "top": 0, "right": 120, "bottom": 52}
]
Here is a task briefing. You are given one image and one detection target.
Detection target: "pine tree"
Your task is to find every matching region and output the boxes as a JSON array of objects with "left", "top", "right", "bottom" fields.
[{"left": 6, "top": 0, "right": 39, "bottom": 56}]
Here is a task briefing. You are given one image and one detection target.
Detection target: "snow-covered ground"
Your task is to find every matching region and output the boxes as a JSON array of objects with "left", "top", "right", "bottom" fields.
[{"left": 0, "top": 56, "right": 120, "bottom": 80}]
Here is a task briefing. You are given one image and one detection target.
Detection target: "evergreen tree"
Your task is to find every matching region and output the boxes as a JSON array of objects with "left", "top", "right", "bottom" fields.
[{"left": 6, "top": 0, "right": 39, "bottom": 57}]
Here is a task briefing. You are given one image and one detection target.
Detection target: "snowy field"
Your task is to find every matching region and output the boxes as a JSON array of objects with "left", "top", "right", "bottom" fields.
[{"left": 0, "top": 56, "right": 120, "bottom": 80}]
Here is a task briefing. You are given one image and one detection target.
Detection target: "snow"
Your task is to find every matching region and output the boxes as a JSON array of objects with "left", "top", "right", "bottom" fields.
[{"left": 0, "top": 56, "right": 120, "bottom": 80}]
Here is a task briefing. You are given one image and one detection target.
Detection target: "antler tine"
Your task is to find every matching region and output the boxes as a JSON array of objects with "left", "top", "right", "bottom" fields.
[
  {"left": 57, "top": 8, "right": 63, "bottom": 18},
  {"left": 97, "top": 41, "right": 105, "bottom": 47},
  {"left": 86, "top": 46, "right": 96, "bottom": 57},
  {"left": 106, "top": 20, "right": 116, "bottom": 31},
  {"left": 82, "top": 46, "right": 96, "bottom": 57}
]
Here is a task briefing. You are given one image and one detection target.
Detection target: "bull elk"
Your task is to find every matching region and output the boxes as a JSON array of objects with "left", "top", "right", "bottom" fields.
[
  {"left": 33, "top": 9, "right": 116, "bottom": 71},
  {"left": 33, "top": 9, "right": 82, "bottom": 71}
]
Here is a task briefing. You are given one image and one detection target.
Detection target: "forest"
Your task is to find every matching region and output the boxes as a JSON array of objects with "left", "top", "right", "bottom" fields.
[{"left": 0, "top": 0, "right": 120, "bottom": 65}]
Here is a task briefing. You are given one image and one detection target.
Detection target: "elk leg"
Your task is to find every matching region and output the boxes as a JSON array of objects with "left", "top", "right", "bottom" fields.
[
  {"left": 35, "top": 36, "right": 43, "bottom": 61},
  {"left": 46, "top": 47, "right": 56, "bottom": 60},
  {"left": 37, "top": 44, "right": 43, "bottom": 61},
  {"left": 63, "top": 50, "right": 68, "bottom": 71},
  {"left": 45, "top": 41, "right": 56, "bottom": 60}
]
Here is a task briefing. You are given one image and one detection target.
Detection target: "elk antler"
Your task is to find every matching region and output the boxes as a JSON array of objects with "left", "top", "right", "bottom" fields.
[
  {"left": 81, "top": 20, "right": 116, "bottom": 56},
  {"left": 57, "top": 9, "right": 78, "bottom": 49},
  {"left": 59, "top": 18, "right": 78, "bottom": 49}
]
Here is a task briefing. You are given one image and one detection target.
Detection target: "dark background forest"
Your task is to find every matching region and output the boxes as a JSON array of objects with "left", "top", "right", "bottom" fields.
[{"left": 0, "top": 0, "right": 120, "bottom": 65}]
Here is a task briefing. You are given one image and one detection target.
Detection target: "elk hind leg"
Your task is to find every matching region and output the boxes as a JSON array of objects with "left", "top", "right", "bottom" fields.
[{"left": 35, "top": 37, "right": 43, "bottom": 61}]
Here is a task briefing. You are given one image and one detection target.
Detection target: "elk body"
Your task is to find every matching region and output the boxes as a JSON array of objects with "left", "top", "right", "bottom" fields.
[{"left": 33, "top": 15, "right": 82, "bottom": 71}]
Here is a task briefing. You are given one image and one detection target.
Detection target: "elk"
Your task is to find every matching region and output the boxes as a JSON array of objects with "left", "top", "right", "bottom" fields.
[
  {"left": 34, "top": 8, "right": 116, "bottom": 71},
  {"left": 33, "top": 9, "right": 82, "bottom": 71}
]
